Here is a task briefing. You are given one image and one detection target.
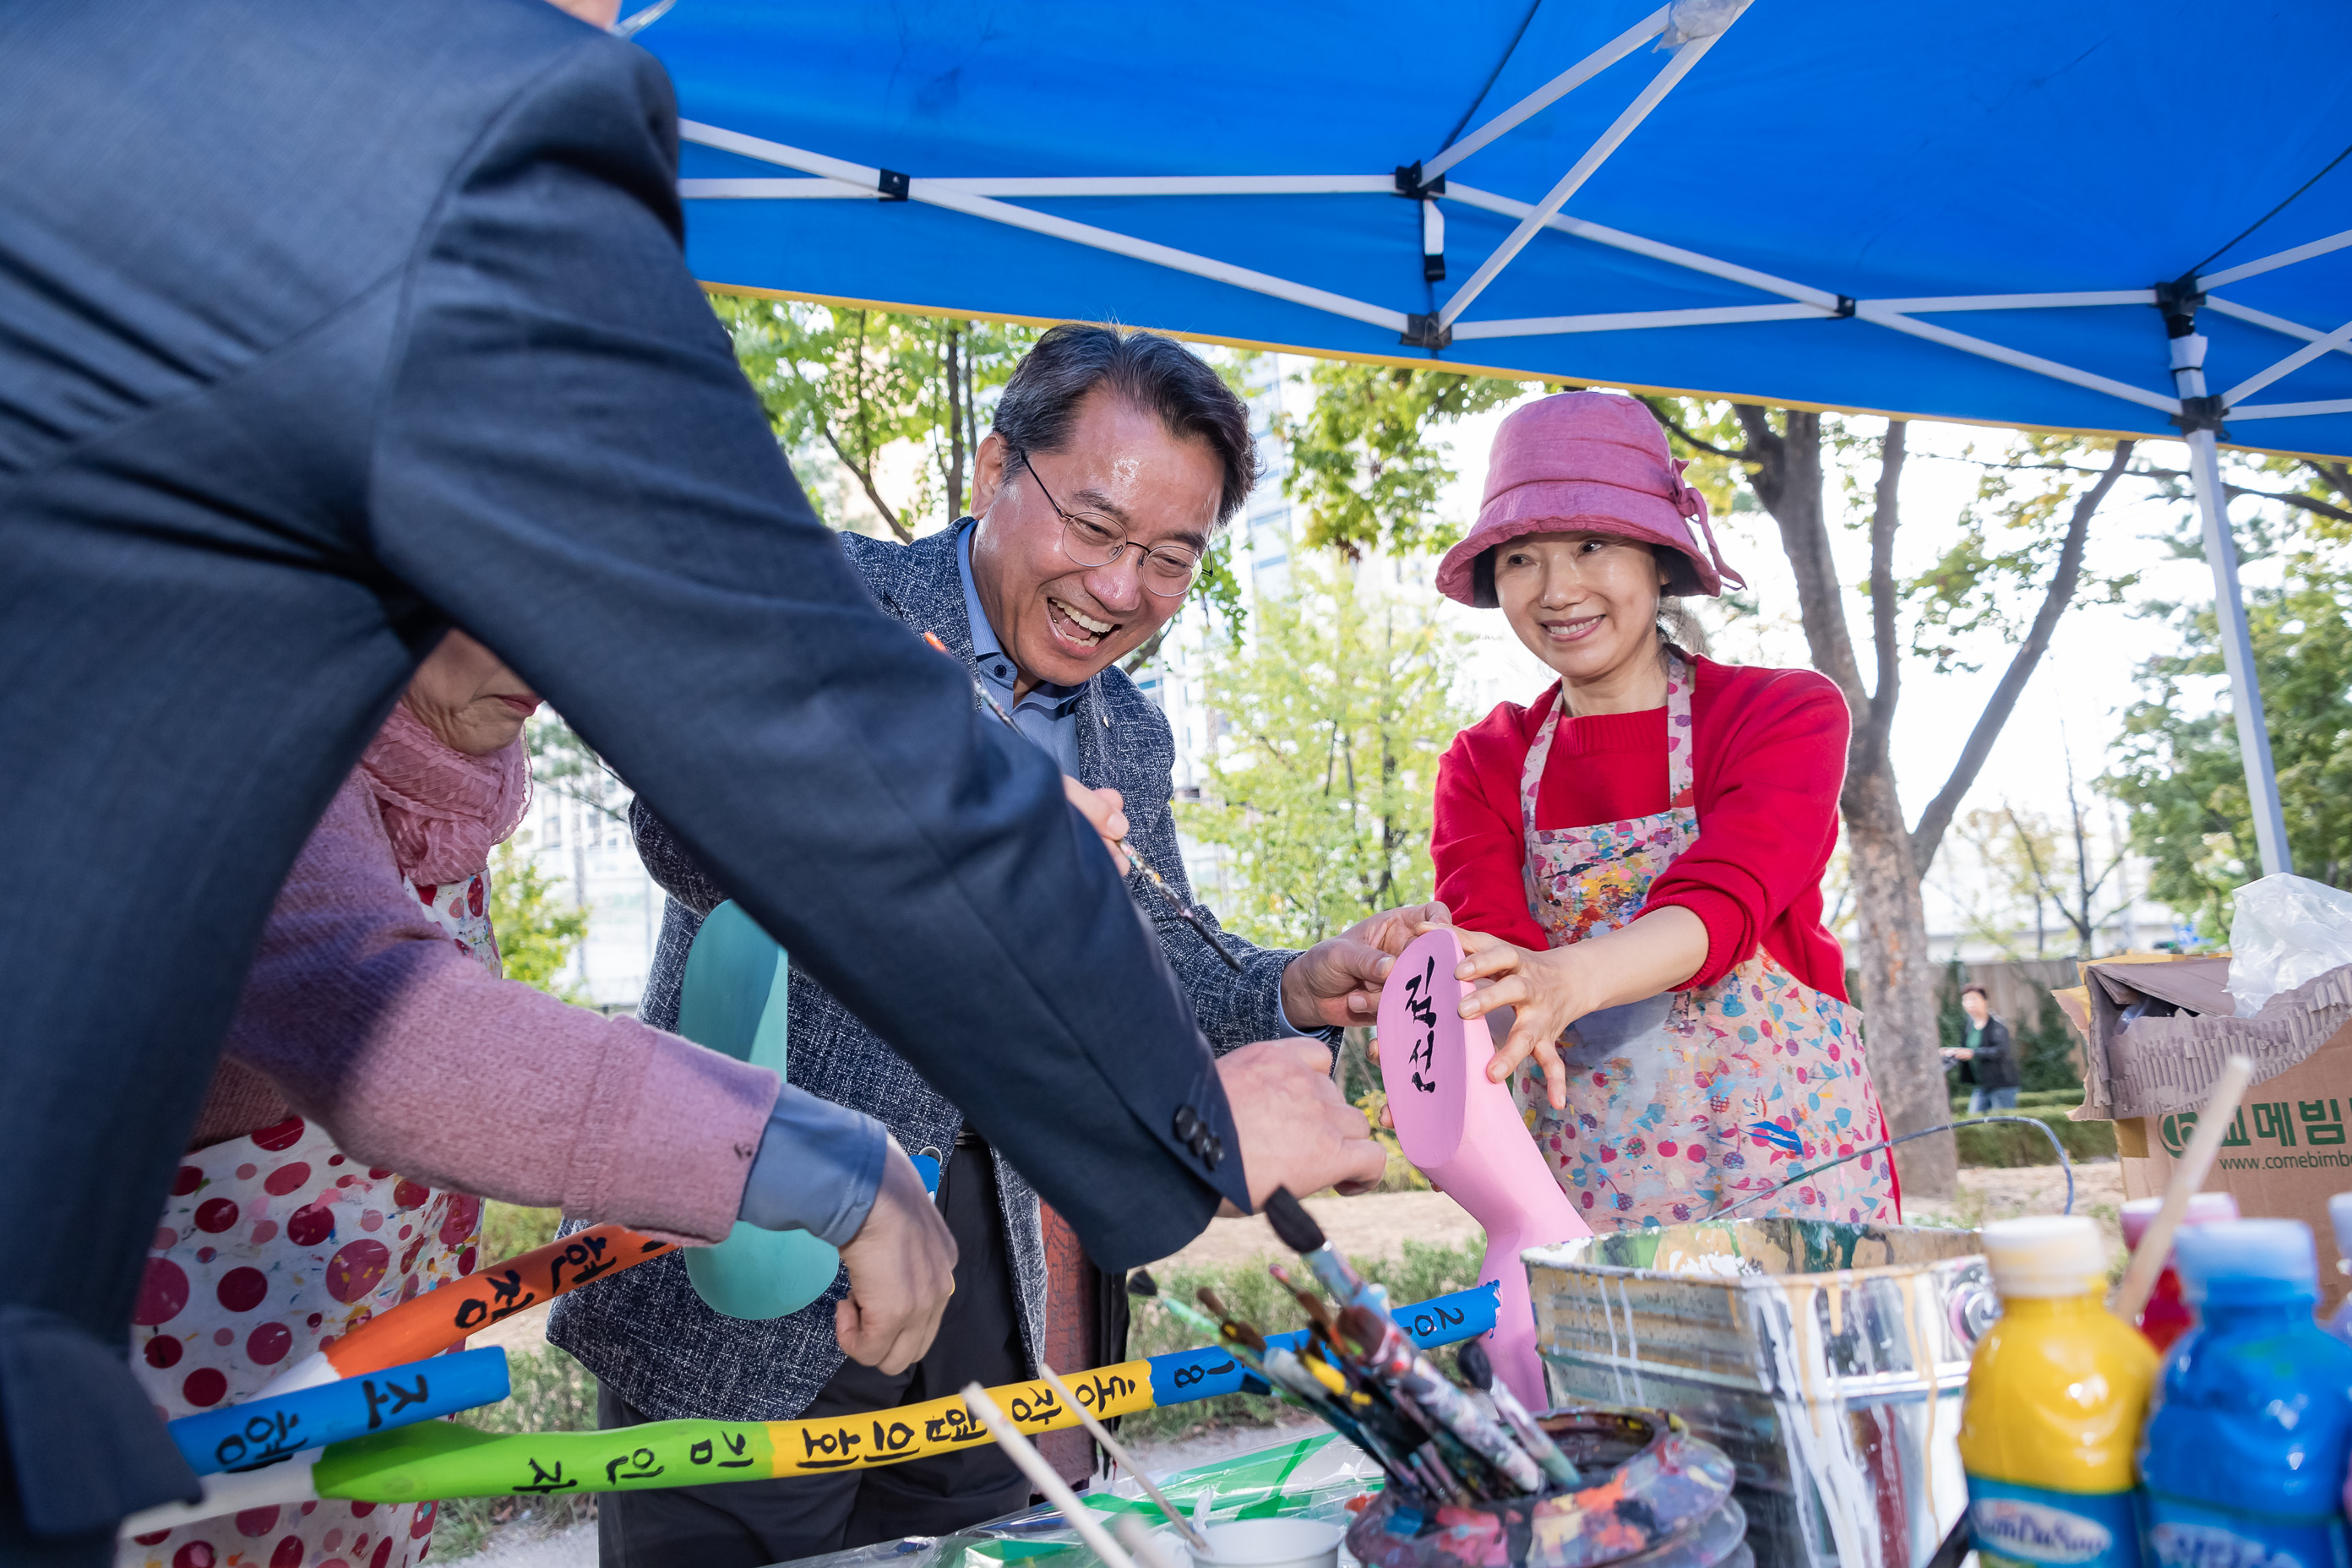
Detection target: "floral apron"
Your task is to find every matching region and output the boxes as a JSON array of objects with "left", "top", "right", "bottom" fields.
[
  {"left": 122, "top": 872, "right": 495, "bottom": 1568},
  {"left": 1509, "top": 656, "right": 1895, "bottom": 1229}
]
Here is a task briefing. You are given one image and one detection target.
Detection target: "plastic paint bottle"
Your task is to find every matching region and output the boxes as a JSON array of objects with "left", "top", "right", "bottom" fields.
[
  {"left": 2142, "top": 1219, "right": 2352, "bottom": 1568},
  {"left": 1960, "top": 1216, "right": 2156, "bottom": 1568},
  {"left": 2119, "top": 1192, "right": 2240, "bottom": 1352},
  {"left": 2326, "top": 1193, "right": 2352, "bottom": 1345}
]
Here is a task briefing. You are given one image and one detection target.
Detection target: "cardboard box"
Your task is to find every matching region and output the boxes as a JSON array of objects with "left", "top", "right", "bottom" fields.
[{"left": 2065, "top": 956, "right": 2352, "bottom": 1310}]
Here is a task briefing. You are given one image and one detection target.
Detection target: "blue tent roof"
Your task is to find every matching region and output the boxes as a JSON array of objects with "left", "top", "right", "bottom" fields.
[{"left": 647, "top": 0, "right": 2352, "bottom": 461}]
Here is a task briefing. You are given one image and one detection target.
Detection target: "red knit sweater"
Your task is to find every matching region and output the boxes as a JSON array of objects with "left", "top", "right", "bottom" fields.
[{"left": 1432, "top": 656, "right": 1852, "bottom": 1000}]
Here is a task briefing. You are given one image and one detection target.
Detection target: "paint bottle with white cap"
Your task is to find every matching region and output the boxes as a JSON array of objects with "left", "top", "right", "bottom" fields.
[
  {"left": 2119, "top": 1191, "right": 2239, "bottom": 1352},
  {"left": 2142, "top": 1219, "right": 2352, "bottom": 1568},
  {"left": 1959, "top": 1215, "right": 2155, "bottom": 1568}
]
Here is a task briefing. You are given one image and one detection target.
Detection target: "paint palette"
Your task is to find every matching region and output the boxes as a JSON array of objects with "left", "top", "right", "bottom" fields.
[{"left": 1376, "top": 928, "right": 1590, "bottom": 1410}]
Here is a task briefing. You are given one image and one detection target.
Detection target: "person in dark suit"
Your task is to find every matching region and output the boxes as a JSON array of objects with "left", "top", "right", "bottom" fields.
[
  {"left": 558, "top": 326, "right": 1440, "bottom": 1565},
  {"left": 0, "top": 5, "right": 1383, "bottom": 1561}
]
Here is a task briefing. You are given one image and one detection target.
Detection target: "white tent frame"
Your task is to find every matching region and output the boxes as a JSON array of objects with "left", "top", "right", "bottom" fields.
[{"left": 677, "top": 1, "right": 2352, "bottom": 876}]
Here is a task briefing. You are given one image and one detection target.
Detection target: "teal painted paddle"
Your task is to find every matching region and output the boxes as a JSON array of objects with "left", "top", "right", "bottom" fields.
[{"left": 673, "top": 901, "right": 843, "bottom": 1320}]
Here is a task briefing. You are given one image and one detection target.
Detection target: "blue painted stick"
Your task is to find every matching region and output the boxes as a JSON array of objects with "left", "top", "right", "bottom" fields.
[
  {"left": 1139, "top": 1280, "right": 1496, "bottom": 1405},
  {"left": 168, "top": 1347, "right": 511, "bottom": 1476}
]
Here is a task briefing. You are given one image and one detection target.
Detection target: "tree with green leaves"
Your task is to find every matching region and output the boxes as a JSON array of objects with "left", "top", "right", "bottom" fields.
[
  {"left": 488, "top": 838, "right": 588, "bottom": 1000},
  {"left": 2107, "top": 552, "right": 2352, "bottom": 939},
  {"left": 1179, "top": 561, "right": 1470, "bottom": 950},
  {"left": 716, "top": 296, "right": 1036, "bottom": 539},
  {"left": 1649, "top": 404, "right": 2139, "bottom": 1195},
  {"left": 1279, "top": 359, "right": 1525, "bottom": 560}
]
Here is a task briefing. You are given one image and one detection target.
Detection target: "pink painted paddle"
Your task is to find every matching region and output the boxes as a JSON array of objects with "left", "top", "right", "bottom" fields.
[{"left": 1377, "top": 928, "right": 1590, "bottom": 1410}]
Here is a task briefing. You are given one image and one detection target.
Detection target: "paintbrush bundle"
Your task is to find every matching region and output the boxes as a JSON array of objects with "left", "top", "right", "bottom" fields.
[{"left": 1186, "top": 1262, "right": 1565, "bottom": 1512}]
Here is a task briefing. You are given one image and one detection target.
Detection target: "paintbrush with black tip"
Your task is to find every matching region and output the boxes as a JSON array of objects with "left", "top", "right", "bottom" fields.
[{"left": 1262, "top": 1188, "right": 1391, "bottom": 1320}]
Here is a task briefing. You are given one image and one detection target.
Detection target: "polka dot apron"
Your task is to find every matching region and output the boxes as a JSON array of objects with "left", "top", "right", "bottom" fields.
[
  {"left": 122, "top": 873, "right": 496, "bottom": 1568},
  {"left": 1508, "top": 656, "right": 1895, "bottom": 1229}
]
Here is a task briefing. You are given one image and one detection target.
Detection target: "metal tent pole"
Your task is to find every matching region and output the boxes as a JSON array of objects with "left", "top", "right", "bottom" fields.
[{"left": 2165, "top": 308, "right": 2292, "bottom": 877}]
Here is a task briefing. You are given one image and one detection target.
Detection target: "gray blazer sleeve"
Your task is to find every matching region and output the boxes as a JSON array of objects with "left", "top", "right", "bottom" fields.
[{"left": 366, "top": 40, "right": 1244, "bottom": 1266}]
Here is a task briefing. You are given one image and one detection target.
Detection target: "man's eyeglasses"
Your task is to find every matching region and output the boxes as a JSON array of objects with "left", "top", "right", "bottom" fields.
[{"left": 1018, "top": 452, "right": 1202, "bottom": 598}]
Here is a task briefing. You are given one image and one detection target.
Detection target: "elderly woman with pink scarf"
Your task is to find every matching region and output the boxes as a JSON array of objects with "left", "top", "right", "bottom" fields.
[{"left": 122, "top": 632, "right": 949, "bottom": 1568}]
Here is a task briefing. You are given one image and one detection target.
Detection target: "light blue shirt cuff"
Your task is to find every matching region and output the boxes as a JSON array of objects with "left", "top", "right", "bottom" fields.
[{"left": 736, "top": 1086, "right": 890, "bottom": 1248}]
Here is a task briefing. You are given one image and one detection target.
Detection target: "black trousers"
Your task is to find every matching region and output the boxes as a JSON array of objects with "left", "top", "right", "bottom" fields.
[{"left": 596, "top": 1144, "right": 1031, "bottom": 1568}]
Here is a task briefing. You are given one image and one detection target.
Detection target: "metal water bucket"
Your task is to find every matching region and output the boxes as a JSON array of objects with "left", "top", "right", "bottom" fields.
[{"left": 1524, "top": 1220, "right": 1991, "bottom": 1568}]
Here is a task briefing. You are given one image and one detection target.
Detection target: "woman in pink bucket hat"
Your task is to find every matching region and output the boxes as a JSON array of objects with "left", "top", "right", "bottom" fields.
[{"left": 1426, "top": 391, "right": 1896, "bottom": 1228}]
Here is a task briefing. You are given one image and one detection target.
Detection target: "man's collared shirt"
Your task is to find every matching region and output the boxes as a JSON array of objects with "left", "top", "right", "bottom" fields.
[
  {"left": 958, "top": 524, "right": 1086, "bottom": 776},
  {"left": 954, "top": 523, "right": 1312, "bottom": 1041}
]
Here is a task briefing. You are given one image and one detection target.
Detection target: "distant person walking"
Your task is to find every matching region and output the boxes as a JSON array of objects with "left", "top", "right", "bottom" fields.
[{"left": 1946, "top": 983, "right": 2019, "bottom": 1113}]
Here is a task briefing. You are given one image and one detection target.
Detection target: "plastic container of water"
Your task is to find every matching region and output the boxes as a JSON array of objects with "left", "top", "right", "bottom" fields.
[{"left": 2141, "top": 1219, "right": 2352, "bottom": 1568}]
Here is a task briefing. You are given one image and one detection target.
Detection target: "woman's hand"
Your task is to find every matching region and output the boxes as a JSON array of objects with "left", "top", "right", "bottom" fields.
[{"left": 1453, "top": 930, "right": 1591, "bottom": 1110}]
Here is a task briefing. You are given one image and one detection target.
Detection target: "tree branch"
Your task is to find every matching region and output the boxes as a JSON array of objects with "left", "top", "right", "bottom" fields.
[
  {"left": 1641, "top": 397, "right": 1745, "bottom": 462},
  {"left": 1910, "top": 441, "right": 2135, "bottom": 868},
  {"left": 1926, "top": 453, "right": 2352, "bottom": 527},
  {"left": 1865, "top": 422, "right": 1908, "bottom": 755},
  {"left": 1738, "top": 406, "right": 1869, "bottom": 714},
  {"left": 821, "top": 427, "right": 913, "bottom": 542}
]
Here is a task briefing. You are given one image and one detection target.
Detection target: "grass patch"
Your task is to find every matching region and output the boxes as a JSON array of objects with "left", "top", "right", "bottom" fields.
[
  {"left": 1950, "top": 1089, "right": 2084, "bottom": 1114},
  {"left": 432, "top": 1346, "right": 600, "bottom": 1559},
  {"left": 1120, "top": 1237, "right": 1485, "bottom": 1445},
  {"left": 1952, "top": 1108, "right": 2115, "bottom": 1168},
  {"left": 477, "top": 1202, "right": 563, "bottom": 1266}
]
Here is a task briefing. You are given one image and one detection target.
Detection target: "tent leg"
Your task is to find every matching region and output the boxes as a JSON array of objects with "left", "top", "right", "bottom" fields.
[{"left": 2185, "top": 425, "right": 2292, "bottom": 877}]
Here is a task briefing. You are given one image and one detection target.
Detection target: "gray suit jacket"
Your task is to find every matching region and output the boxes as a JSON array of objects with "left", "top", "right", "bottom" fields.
[{"left": 549, "top": 524, "right": 1332, "bottom": 1421}]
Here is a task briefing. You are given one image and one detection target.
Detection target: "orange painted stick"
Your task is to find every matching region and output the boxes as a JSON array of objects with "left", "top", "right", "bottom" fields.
[{"left": 257, "top": 1225, "right": 675, "bottom": 1396}]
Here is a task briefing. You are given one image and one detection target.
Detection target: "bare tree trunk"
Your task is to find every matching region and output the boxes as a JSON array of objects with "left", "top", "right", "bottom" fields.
[
  {"left": 1843, "top": 767, "right": 1953, "bottom": 1195},
  {"left": 1742, "top": 412, "right": 1956, "bottom": 1197}
]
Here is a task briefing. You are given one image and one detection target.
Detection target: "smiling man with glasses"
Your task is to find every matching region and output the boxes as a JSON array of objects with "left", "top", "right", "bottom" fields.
[{"left": 562, "top": 324, "right": 1439, "bottom": 1565}]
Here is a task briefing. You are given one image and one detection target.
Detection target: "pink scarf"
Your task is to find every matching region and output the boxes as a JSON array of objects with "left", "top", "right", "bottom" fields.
[{"left": 358, "top": 702, "right": 531, "bottom": 885}]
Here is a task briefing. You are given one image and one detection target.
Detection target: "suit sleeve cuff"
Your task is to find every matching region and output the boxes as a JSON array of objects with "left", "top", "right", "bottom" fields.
[{"left": 737, "top": 1086, "right": 890, "bottom": 1247}]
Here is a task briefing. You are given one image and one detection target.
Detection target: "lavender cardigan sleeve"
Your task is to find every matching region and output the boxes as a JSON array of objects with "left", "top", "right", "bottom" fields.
[{"left": 220, "top": 774, "right": 781, "bottom": 1244}]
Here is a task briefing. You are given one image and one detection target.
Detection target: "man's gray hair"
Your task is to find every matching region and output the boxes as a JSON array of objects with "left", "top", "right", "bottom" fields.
[{"left": 992, "top": 324, "right": 1260, "bottom": 526}]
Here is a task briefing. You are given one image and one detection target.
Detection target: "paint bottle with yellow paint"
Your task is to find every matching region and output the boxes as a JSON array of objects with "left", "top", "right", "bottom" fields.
[{"left": 1958, "top": 1216, "right": 2155, "bottom": 1568}]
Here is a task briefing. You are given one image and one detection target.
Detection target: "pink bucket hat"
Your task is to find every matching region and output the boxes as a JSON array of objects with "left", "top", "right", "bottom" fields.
[{"left": 1435, "top": 391, "right": 1744, "bottom": 607}]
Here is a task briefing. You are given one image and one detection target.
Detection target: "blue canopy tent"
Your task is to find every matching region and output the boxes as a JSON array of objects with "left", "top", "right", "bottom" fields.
[{"left": 636, "top": 0, "right": 2352, "bottom": 875}]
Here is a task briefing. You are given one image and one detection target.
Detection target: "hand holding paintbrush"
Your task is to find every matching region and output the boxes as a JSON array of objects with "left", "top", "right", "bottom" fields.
[{"left": 922, "top": 629, "right": 1243, "bottom": 973}]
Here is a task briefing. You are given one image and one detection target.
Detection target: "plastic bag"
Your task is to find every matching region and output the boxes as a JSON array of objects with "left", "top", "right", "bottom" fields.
[{"left": 2228, "top": 874, "right": 2352, "bottom": 1015}]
